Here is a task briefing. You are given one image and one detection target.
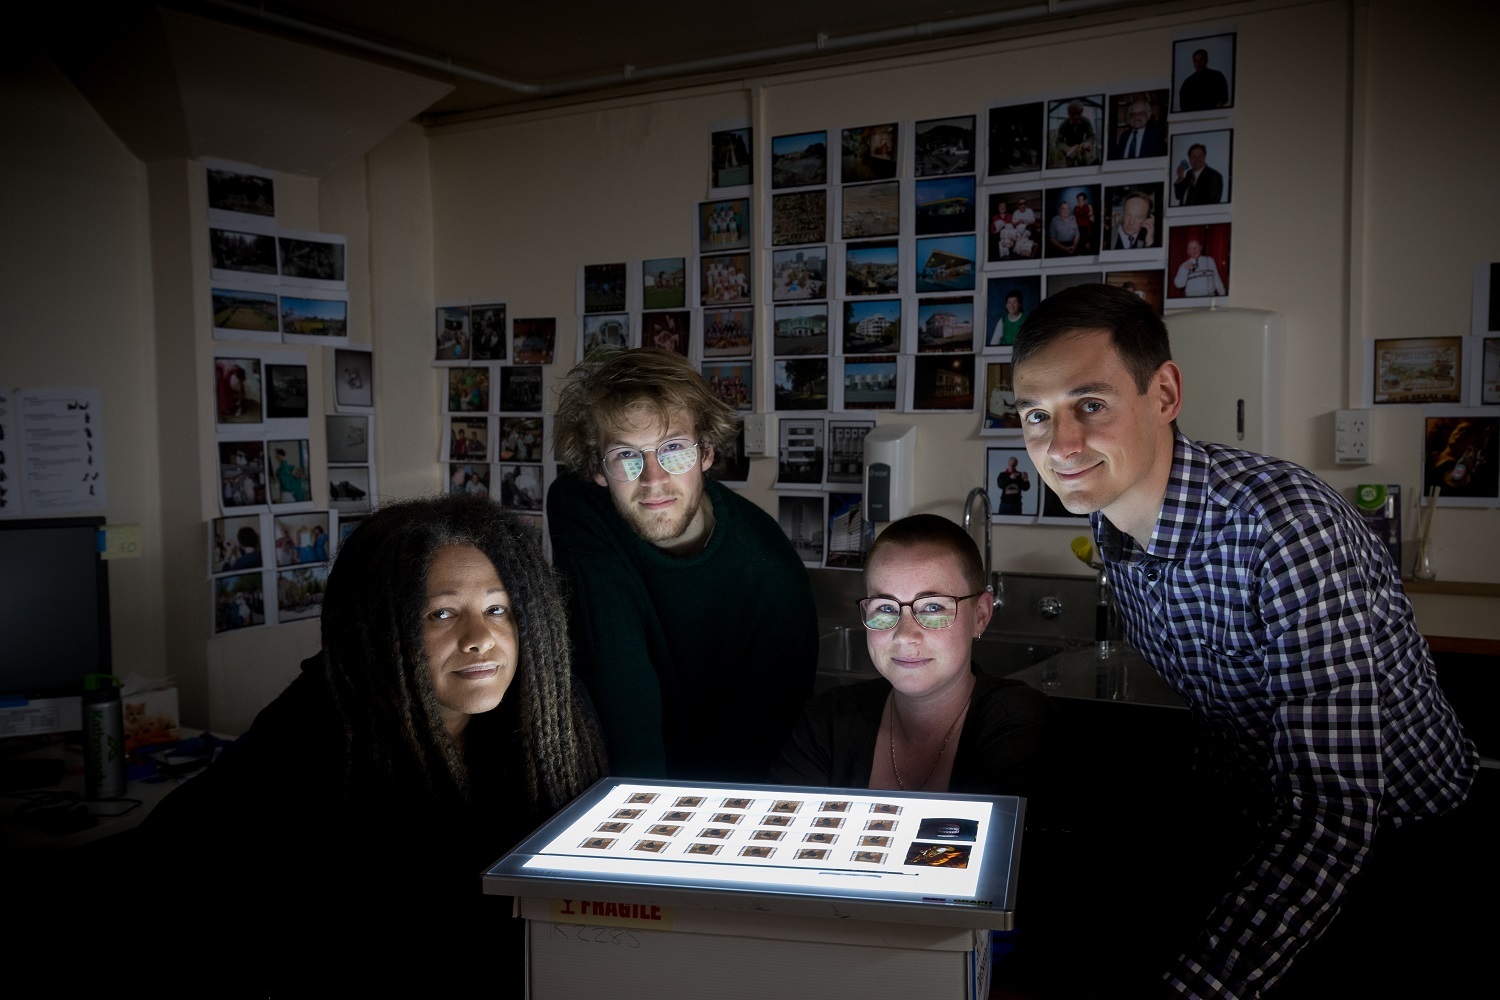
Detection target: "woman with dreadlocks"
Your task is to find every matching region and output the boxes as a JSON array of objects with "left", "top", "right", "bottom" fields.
[{"left": 139, "top": 493, "right": 607, "bottom": 987}]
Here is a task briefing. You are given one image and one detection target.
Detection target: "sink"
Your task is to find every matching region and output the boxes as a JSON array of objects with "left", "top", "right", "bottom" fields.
[
  {"left": 972, "top": 637, "right": 1069, "bottom": 677},
  {"left": 816, "top": 620, "right": 1068, "bottom": 684}
]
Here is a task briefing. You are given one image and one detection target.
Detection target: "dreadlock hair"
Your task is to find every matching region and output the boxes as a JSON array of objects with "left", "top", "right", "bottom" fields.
[
  {"left": 318, "top": 493, "right": 605, "bottom": 811},
  {"left": 1012, "top": 282, "right": 1172, "bottom": 393},
  {"left": 552, "top": 346, "right": 739, "bottom": 478},
  {"left": 865, "top": 514, "right": 986, "bottom": 593}
]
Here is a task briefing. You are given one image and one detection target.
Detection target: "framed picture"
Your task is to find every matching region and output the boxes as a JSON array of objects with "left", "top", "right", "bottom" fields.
[
  {"left": 271, "top": 511, "right": 332, "bottom": 567},
  {"left": 448, "top": 463, "right": 490, "bottom": 497},
  {"left": 1042, "top": 184, "right": 1101, "bottom": 258},
  {"left": 987, "top": 101, "right": 1043, "bottom": 177},
  {"left": 703, "top": 363, "right": 753, "bottom": 411},
  {"left": 1101, "top": 182, "right": 1163, "bottom": 254},
  {"left": 986, "top": 447, "right": 1040, "bottom": 522},
  {"left": 915, "top": 235, "right": 976, "bottom": 293},
  {"left": 213, "top": 573, "right": 266, "bottom": 633},
  {"left": 914, "top": 115, "right": 975, "bottom": 177},
  {"left": 497, "top": 416, "right": 545, "bottom": 462},
  {"left": 1172, "top": 33, "right": 1237, "bottom": 114},
  {"left": 842, "top": 300, "right": 901, "bottom": 355},
  {"left": 840, "top": 355, "right": 900, "bottom": 411},
  {"left": 844, "top": 241, "right": 900, "bottom": 297},
  {"left": 1373, "top": 337, "right": 1464, "bottom": 405},
  {"left": 210, "top": 227, "right": 278, "bottom": 279},
  {"left": 446, "top": 367, "right": 490, "bottom": 413},
  {"left": 771, "top": 130, "right": 827, "bottom": 189},
  {"left": 1422, "top": 411, "right": 1499, "bottom": 504},
  {"left": 446, "top": 415, "right": 490, "bottom": 463},
  {"left": 498, "top": 366, "right": 543, "bottom": 413}
]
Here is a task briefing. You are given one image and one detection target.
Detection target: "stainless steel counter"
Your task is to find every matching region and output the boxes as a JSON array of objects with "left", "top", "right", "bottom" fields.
[{"left": 1009, "top": 645, "right": 1185, "bottom": 709}]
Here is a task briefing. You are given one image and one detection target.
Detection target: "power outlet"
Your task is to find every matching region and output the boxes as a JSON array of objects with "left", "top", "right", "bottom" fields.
[
  {"left": 742, "top": 413, "right": 772, "bottom": 456},
  {"left": 1334, "top": 409, "right": 1372, "bottom": 465}
]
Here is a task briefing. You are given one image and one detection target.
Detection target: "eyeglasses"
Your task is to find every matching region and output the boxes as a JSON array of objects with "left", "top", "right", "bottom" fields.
[
  {"left": 857, "top": 592, "right": 987, "bottom": 631},
  {"left": 600, "top": 439, "right": 701, "bottom": 482}
]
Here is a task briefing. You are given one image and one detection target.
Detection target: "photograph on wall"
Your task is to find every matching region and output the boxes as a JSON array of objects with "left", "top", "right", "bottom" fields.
[
  {"left": 499, "top": 366, "right": 543, "bottom": 412},
  {"left": 513, "top": 317, "right": 558, "bottom": 364},
  {"left": 777, "top": 493, "right": 826, "bottom": 567},
  {"left": 703, "top": 363, "right": 752, "bottom": 411},
  {"left": 211, "top": 513, "right": 265, "bottom": 574},
  {"left": 446, "top": 416, "right": 489, "bottom": 463},
  {"left": 826, "top": 419, "right": 875, "bottom": 486},
  {"left": 711, "top": 420, "right": 750, "bottom": 486},
  {"left": 472, "top": 303, "right": 507, "bottom": 360},
  {"left": 1472, "top": 262, "right": 1500, "bottom": 336},
  {"left": 986, "top": 446, "right": 1040, "bottom": 522},
  {"left": 218, "top": 440, "right": 267, "bottom": 511},
  {"left": 581, "top": 314, "right": 630, "bottom": 359},
  {"left": 1105, "top": 269, "right": 1166, "bottom": 315},
  {"left": 986, "top": 189, "right": 1043, "bottom": 264},
  {"left": 1166, "top": 222, "right": 1231, "bottom": 302},
  {"left": 700, "top": 253, "right": 751, "bottom": 306},
  {"left": 333, "top": 347, "right": 373, "bottom": 411},
  {"left": 1045, "top": 270, "right": 1102, "bottom": 298},
  {"left": 699, "top": 198, "right": 750, "bottom": 252},
  {"left": 771, "top": 246, "right": 828, "bottom": 302},
  {"left": 497, "top": 416, "right": 545, "bottom": 463},
  {"left": 272, "top": 511, "right": 331, "bottom": 567},
  {"left": 987, "top": 101, "right": 1043, "bottom": 176},
  {"left": 711, "top": 126, "right": 753, "bottom": 189},
  {"left": 449, "top": 463, "right": 490, "bottom": 497},
  {"left": 1373, "top": 338, "right": 1463, "bottom": 405},
  {"left": 498, "top": 463, "right": 544, "bottom": 512},
  {"left": 841, "top": 181, "right": 899, "bottom": 239},
  {"left": 842, "top": 300, "right": 901, "bottom": 355},
  {"left": 1046, "top": 96, "right": 1104, "bottom": 170},
  {"left": 435, "top": 304, "right": 471, "bottom": 362},
  {"left": 915, "top": 176, "right": 977, "bottom": 236},
  {"left": 643, "top": 311, "right": 690, "bottom": 356},
  {"left": 263, "top": 362, "right": 308, "bottom": 420},
  {"left": 206, "top": 161, "right": 275, "bottom": 219},
  {"left": 1169, "top": 129, "right": 1232, "bottom": 208},
  {"left": 771, "top": 131, "right": 827, "bottom": 189},
  {"left": 916, "top": 297, "right": 975, "bottom": 354},
  {"left": 982, "top": 361, "right": 1021, "bottom": 435},
  {"left": 1422, "top": 412, "right": 1498, "bottom": 503},
  {"left": 1101, "top": 182, "right": 1163, "bottom": 254},
  {"left": 266, "top": 439, "right": 312, "bottom": 505},
  {"left": 277, "top": 231, "right": 346, "bottom": 287},
  {"left": 1173, "top": 33, "right": 1236, "bottom": 114},
  {"left": 776, "top": 417, "right": 826, "bottom": 486},
  {"left": 644, "top": 258, "right": 687, "bottom": 310},
  {"left": 914, "top": 115, "right": 975, "bottom": 177},
  {"left": 841, "top": 123, "right": 898, "bottom": 183},
  {"left": 910, "top": 354, "right": 976, "bottom": 412},
  {"left": 583, "top": 262, "right": 628, "bottom": 314},
  {"left": 841, "top": 356, "right": 900, "bottom": 410},
  {"left": 770, "top": 190, "right": 827, "bottom": 247},
  {"left": 279, "top": 295, "right": 347, "bottom": 345},
  {"left": 1043, "top": 185, "right": 1101, "bottom": 258},
  {"left": 1040, "top": 483, "right": 1090, "bottom": 524},
  {"left": 329, "top": 466, "right": 372, "bottom": 515},
  {"left": 212, "top": 287, "right": 280, "bottom": 340},
  {"left": 1480, "top": 336, "right": 1500, "bottom": 405},
  {"left": 277, "top": 566, "right": 329, "bottom": 624},
  {"left": 844, "top": 241, "right": 900, "bottom": 296},
  {"left": 215, "top": 357, "right": 263, "bottom": 426},
  {"left": 1106, "top": 90, "right": 1169, "bottom": 162},
  {"left": 213, "top": 572, "right": 266, "bottom": 634},
  {"left": 774, "top": 359, "right": 830, "bottom": 411},
  {"left": 326, "top": 414, "right": 370, "bottom": 465},
  {"left": 826, "top": 492, "right": 873, "bottom": 569},
  {"left": 916, "top": 235, "right": 976, "bottom": 293},
  {"left": 210, "top": 226, "right": 278, "bottom": 280},
  {"left": 703, "top": 307, "right": 753, "bottom": 358},
  {"left": 446, "top": 367, "right": 490, "bottom": 413},
  {"left": 773, "top": 304, "right": 829, "bottom": 356},
  {"left": 985, "top": 274, "right": 1041, "bottom": 350}
]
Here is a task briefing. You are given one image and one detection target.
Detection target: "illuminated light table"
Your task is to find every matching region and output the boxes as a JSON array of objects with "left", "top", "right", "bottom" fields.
[{"left": 484, "top": 778, "right": 1025, "bottom": 1000}]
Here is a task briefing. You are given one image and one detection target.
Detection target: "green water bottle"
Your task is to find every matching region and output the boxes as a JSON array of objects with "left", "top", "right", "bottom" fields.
[{"left": 83, "top": 673, "right": 125, "bottom": 800}]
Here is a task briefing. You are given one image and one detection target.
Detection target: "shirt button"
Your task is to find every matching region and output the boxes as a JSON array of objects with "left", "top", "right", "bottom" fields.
[{"left": 1145, "top": 567, "right": 1160, "bottom": 582}]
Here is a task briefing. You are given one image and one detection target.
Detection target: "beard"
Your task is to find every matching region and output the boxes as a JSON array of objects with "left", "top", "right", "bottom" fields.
[{"left": 611, "top": 475, "right": 707, "bottom": 545}]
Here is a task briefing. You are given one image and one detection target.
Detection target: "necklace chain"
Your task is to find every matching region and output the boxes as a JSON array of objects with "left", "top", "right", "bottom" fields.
[{"left": 887, "top": 691, "right": 971, "bottom": 791}]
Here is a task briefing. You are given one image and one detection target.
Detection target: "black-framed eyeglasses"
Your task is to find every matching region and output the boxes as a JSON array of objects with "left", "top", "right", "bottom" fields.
[
  {"left": 600, "top": 439, "right": 701, "bottom": 482},
  {"left": 857, "top": 592, "right": 987, "bottom": 631}
]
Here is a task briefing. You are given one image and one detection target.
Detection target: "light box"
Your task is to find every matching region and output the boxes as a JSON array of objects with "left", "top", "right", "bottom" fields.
[{"left": 484, "top": 778, "right": 1025, "bottom": 930}]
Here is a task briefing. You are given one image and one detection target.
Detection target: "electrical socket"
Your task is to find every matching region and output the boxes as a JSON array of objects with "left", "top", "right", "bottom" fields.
[
  {"left": 1334, "top": 408, "right": 1372, "bottom": 465},
  {"left": 742, "top": 413, "right": 772, "bottom": 456}
]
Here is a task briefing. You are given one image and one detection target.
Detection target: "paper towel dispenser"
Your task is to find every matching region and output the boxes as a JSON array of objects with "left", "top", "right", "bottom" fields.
[
  {"left": 863, "top": 424, "right": 915, "bottom": 523},
  {"left": 1166, "top": 307, "right": 1285, "bottom": 457}
]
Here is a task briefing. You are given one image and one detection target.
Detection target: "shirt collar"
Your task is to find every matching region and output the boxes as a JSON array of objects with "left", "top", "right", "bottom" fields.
[{"left": 1095, "top": 430, "right": 1206, "bottom": 563}]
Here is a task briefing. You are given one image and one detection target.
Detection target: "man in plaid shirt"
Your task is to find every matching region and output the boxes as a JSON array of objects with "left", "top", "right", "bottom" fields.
[{"left": 1011, "top": 284, "right": 1478, "bottom": 997}]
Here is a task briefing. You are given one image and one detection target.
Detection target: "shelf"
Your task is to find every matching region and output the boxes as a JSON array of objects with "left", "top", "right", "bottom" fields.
[{"left": 1402, "top": 580, "right": 1500, "bottom": 599}]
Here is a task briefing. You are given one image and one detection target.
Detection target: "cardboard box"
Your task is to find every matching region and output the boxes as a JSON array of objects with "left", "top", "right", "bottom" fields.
[{"left": 122, "top": 685, "right": 179, "bottom": 751}]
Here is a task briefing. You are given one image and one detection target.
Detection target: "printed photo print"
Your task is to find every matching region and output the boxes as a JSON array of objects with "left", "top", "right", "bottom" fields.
[{"left": 771, "top": 130, "right": 828, "bottom": 189}]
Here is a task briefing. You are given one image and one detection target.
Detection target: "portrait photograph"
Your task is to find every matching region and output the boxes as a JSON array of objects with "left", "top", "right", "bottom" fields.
[
  {"left": 916, "top": 296, "right": 975, "bottom": 354},
  {"left": 447, "top": 415, "right": 489, "bottom": 463},
  {"left": 263, "top": 363, "right": 308, "bottom": 420},
  {"left": 334, "top": 348, "right": 373, "bottom": 410},
  {"left": 498, "top": 463, "right": 545, "bottom": 511},
  {"left": 916, "top": 235, "right": 976, "bottom": 293},
  {"left": 702, "top": 307, "right": 754, "bottom": 357},
  {"left": 777, "top": 493, "right": 826, "bottom": 567},
  {"left": 825, "top": 492, "right": 873, "bottom": 570},
  {"left": 699, "top": 198, "right": 750, "bottom": 251},
  {"left": 206, "top": 163, "right": 274, "bottom": 218},
  {"left": 771, "top": 246, "right": 828, "bottom": 302},
  {"left": 844, "top": 240, "right": 900, "bottom": 296},
  {"left": 1102, "top": 182, "right": 1164, "bottom": 254},
  {"left": 1046, "top": 270, "right": 1102, "bottom": 298},
  {"left": 210, "top": 227, "right": 277, "bottom": 277},
  {"left": 982, "top": 361, "right": 1021, "bottom": 434},
  {"left": 448, "top": 463, "right": 490, "bottom": 497},
  {"left": 826, "top": 419, "right": 876, "bottom": 485},
  {"left": 435, "top": 305, "right": 471, "bottom": 362},
  {"left": 1105, "top": 268, "right": 1166, "bottom": 315},
  {"left": 914, "top": 115, "right": 975, "bottom": 177},
  {"left": 1173, "top": 33, "right": 1237, "bottom": 114},
  {"left": 471, "top": 303, "right": 506, "bottom": 360},
  {"left": 700, "top": 252, "right": 751, "bottom": 306},
  {"left": 841, "top": 123, "right": 898, "bottom": 183},
  {"left": 266, "top": 439, "right": 312, "bottom": 505},
  {"left": 498, "top": 366, "right": 543, "bottom": 412},
  {"left": 771, "top": 190, "right": 827, "bottom": 247},
  {"left": 212, "top": 287, "right": 278, "bottom": 337},
  {"left": 710, "top": 420, "right": 750, "bottom": 485},
  {"left": 915, "top": 175, "right": 977, "bottom": 236},
  {"left": 841, "top": 181, "right": 899, "bottom": 239},
  {"left": 278, "top": 234, "right": 345, "bottom": 285},
  {"left": 213, "top": 573, "right": 265, "bottom": 634},
  {"left": 1170, "top": 129, "right": 1233, "bottom": 208},
  {"left": 280, "top": 295, "right": 347, "bottom": 340},
  {"left": 215, "top": 357, "right": 262, "bottom": 424},
  {"left": 325, "top": 414, "right": 369, "bottom": 465},
  {"left": 986, "top": 189, "right": 1043, "bottom": 264},
  {"left": 581, "top": 313, "right": 630, "bottom": 359},
  {"left": 910, "top": 354, "right": 976, "bottom": 412},
  {"left": 583, "top": 262, "right": 627, "bottom": 313},
  {"left": 497, "top": 416, "right": 545, "bottom": 463},
  {"left": 643, "top": 310, "right": 690, "bottom": 356},
  {"left": 773, "top": 303, "right": 829, "bottom": 356},
  {"left": 219, "top": 440, "right": 267, "bottom": 509},
  {"left": 329, "top": 466, "right": 372, "bottom": 515},
  {"left": 1167, "top": 222, "right": 1232, "bottom": 301},
  {"left": 1046, "top": 96, "right": 1104, "bottom": 170},
  {"left": 985, "top": 274, "right": 1041, "bottom": 350},
  {"left": 643, "top": 257, "right": 686, "bottom": 310},
  {"left": 987, "top": 101, "right": 1043, "bottom": 176},
  {"left": 272, "top": 511, "right": 331, "bottom": 567},
  {"left": 774, "top": 359, "right": 830, "bottom": 411},
  {"left": 1043, "top": 184, "right": 1102, "bottom": 259},
  {"left": 841, "top": 355, "right": 899, "bottom": 410},
  {"left": 513, "top": 317, "right": 557, "bottom": 364},
  {"left": 703, "top": 363, "right": 753, "bottom": 411},
  {"left": 1422, "top": 413, "right": 1499, "bottom": 502},
  {"left": 1374, "top": 337, "right": 1463, "bottom": 405},
  {"left": 986, "top": 446, "right": 1041, "bottom": 521},
  {"left": 1107, "top": 90, "right": 1170, "bottom": 162},
  {"left": 711, "top": 126, "right": 753, "bottom": 189},
  {"left": 212, "top": 513, "right": 265, "bottom": 574},
  {"left": 771, "top": 130, "right": 827, "bottom": 189},
  {"left": 447, "top": 367, "right": 490, "bottom": 413},
  {"left": 842, "top": 300, "right": 902, "bottom": 355}
]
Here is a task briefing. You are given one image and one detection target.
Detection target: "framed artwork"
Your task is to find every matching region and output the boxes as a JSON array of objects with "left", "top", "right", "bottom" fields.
[
  {"left": 1421, "top": 411, "right": 1499, "bottom": 504},
  {"left": 1373, "top": 337, "right": 1463, "bottom": 405}
]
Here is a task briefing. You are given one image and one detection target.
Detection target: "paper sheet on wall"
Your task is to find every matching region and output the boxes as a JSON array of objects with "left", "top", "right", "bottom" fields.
[{"left": 0, "top": 386, "right": 106, "bottom": 516}]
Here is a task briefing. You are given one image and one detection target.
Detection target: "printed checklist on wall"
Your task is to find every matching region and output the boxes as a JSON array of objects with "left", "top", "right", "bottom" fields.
[{"left": 0, "top": 386, "right": 106, "bottom": 518}]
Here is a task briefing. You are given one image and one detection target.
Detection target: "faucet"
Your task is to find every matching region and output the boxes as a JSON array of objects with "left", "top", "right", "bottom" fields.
[{"left": 963, "top": 487, "right": 1004, "bottom": 612}]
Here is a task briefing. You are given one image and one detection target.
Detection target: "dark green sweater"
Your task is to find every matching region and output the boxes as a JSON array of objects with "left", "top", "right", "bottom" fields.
[{"left": 547, "top": 474, "right": 818, "bottom": 782}]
